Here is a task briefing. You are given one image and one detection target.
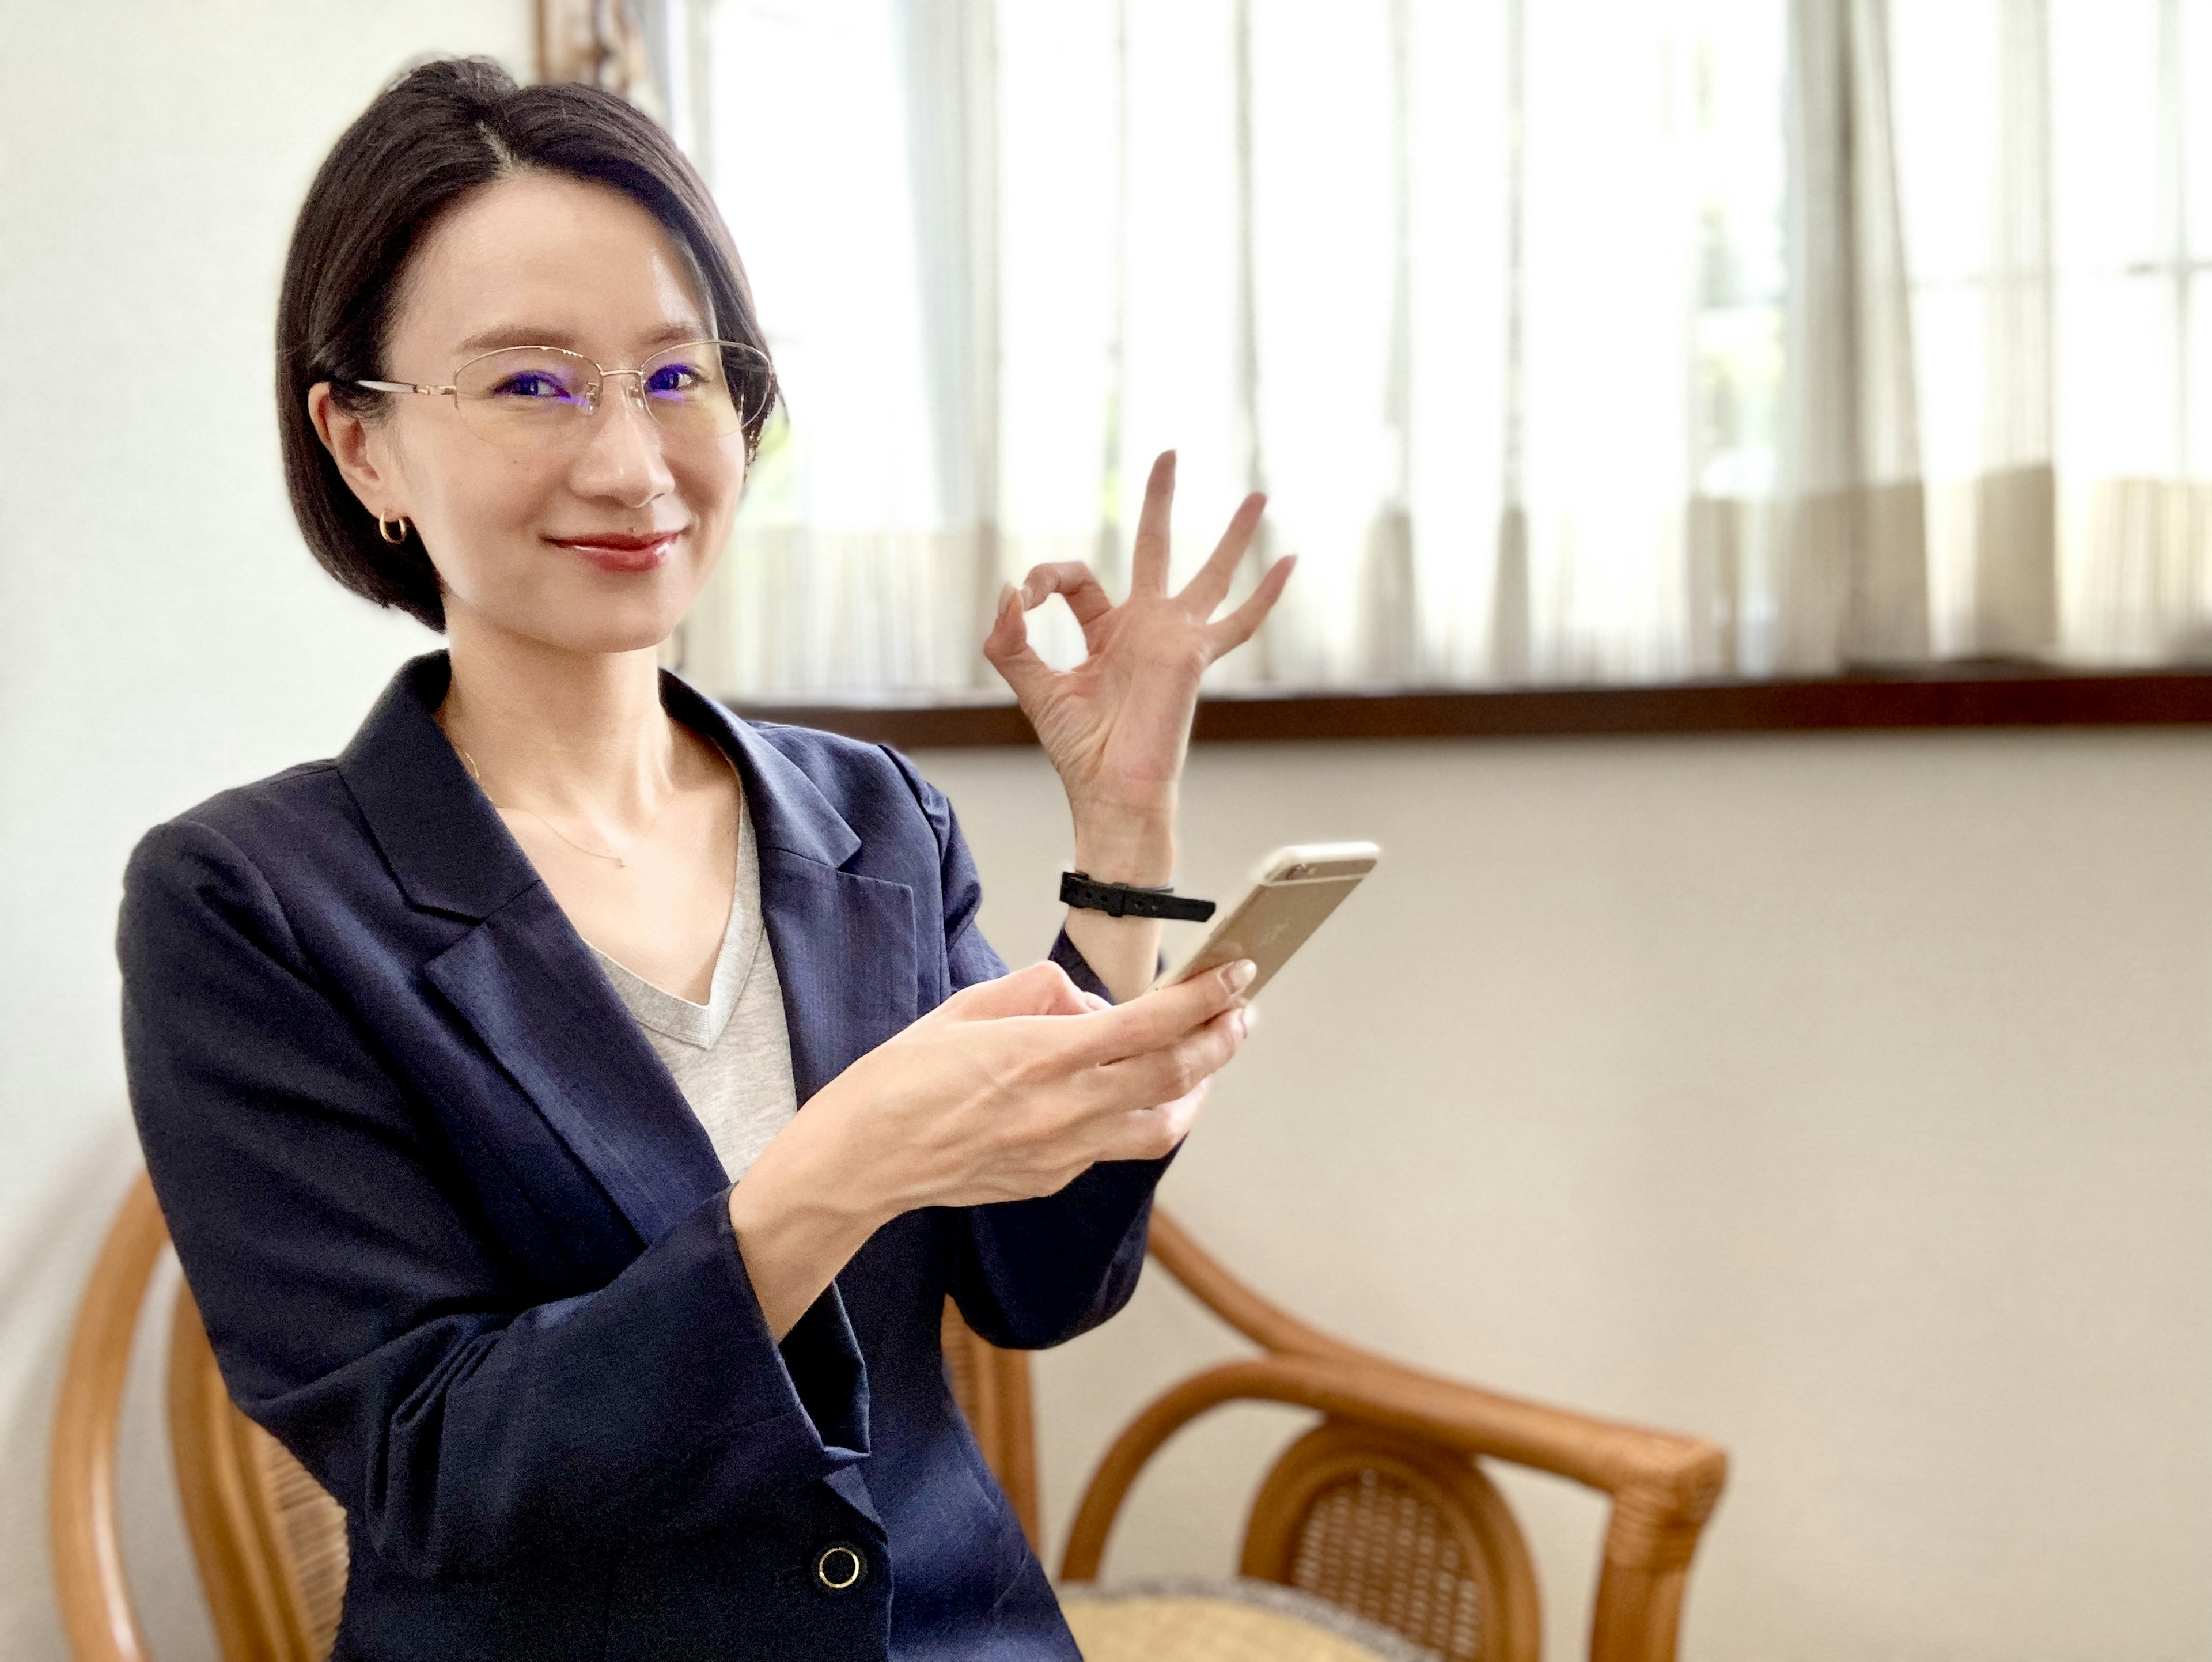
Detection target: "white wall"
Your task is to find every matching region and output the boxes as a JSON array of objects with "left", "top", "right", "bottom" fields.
[
  {"left": 920, "top": 733, "right": 2212, "bottom": 1662},
  {"left": 0, "top": 5, "right": 528, "bottom": 1656},
  {"left": 3, "top": 6, "right": 2207, "bottom": 1661}
]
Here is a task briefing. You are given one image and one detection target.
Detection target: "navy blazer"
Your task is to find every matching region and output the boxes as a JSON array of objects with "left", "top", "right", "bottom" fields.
[{"left": 118, "top": 653, "right": 1166, "bottom": 1661}]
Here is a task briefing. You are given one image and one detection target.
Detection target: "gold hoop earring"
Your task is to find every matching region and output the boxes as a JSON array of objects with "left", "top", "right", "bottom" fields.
[{"left": 378, "top": 512, "right": 410, "bottom": 545}]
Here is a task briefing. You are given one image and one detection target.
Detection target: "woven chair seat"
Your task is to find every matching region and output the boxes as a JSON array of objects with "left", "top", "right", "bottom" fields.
[{"left": 1059, "top": 1577, "right": 1440, "bottom": 1662}]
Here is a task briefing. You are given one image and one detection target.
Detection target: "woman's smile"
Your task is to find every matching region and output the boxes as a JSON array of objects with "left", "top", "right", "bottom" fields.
[{"left": 546, "top": 527, "right": 681, "bottom": 573}]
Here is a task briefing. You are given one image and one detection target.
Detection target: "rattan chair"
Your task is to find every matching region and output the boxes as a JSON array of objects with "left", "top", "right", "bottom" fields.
[
  {"left": 51, "top": 1174, "right": 346, "bottom": 1662},
  {"left": 54, "top": 1173, "right": 1725, "bottom": 1662}
]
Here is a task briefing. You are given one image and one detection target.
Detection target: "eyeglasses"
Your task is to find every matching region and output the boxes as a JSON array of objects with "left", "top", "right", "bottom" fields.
[{"left": 354, "top": 339, "right": 775, "bottom": 453}]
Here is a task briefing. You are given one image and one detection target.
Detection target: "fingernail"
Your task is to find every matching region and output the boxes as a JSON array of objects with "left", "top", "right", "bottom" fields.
[
  {"left": 1222, "top": 959, "right": 1257, "bottom": 994},
  {"left": 997, "top": 581, "right": 1018, "bottom": 615}
]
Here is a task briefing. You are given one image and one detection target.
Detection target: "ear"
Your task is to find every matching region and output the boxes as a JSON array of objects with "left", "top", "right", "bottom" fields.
[{"left": 308, "top": 383, "right": 406, "bottom": 520}]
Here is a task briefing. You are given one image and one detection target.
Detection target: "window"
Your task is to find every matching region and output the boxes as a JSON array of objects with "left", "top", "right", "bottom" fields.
[{"left": 619, "top": 0, "right": 2212, "bottom": 703}]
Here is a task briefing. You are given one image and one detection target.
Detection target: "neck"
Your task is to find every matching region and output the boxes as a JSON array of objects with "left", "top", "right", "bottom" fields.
[{"left": 437, "top": 612, "right": 679, "bottom": 817}]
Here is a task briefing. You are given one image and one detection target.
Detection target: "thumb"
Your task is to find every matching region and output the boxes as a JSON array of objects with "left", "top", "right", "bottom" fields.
[{"left": 931, "top": 961, "right": 1092, "bottom": 1024}]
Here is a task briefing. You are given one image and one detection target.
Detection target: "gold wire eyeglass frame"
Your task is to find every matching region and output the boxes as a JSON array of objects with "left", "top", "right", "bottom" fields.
[{"left": 354, "top": 338, "right": 773, "bottom": 448}]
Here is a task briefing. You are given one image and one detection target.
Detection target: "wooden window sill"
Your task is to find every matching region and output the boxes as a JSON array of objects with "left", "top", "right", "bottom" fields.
[{"left": 729, "top": 666, "right": 2212, "bottom": 748}]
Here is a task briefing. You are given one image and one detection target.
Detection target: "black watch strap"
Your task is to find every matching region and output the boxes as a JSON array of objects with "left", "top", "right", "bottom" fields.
[{"left": 1059, "top": 870, "right": 1217, "bottom": 922}]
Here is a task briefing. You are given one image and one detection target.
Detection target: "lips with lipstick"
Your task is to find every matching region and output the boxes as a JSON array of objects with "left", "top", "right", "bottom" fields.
[{"left": 546, "top": 529, "right": 681, "bottom": 573}]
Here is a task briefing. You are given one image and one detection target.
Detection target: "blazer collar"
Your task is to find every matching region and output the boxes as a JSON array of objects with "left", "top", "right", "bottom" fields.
[
  {"left": 338, "top": 652, "right": 862, "bottom": 919},
  {"left": 663, "top": 672, "right": 862, "bottom": 872}
]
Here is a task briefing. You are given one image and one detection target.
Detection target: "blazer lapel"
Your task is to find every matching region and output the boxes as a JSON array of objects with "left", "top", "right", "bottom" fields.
[
  {"left": 664, "top": 677, "right": 922, "bottom": 1104},
  {"left": 754, "top": 847, "right": 918, "bottom": 1104},
  {"left": 423, "top": 899, "right": 728, "bottom": 1245},
  {"left": 341, "top": 654, "right": 726, "bottom": 1247}
]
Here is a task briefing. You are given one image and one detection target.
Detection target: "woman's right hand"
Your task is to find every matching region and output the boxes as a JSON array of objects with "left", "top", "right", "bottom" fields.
[
  {"left": 726, "top": 959, "right": 1254, "bottom": 1338},
  {"left": 823, "top": 958, "right": 1252, "bottom": 1209}
]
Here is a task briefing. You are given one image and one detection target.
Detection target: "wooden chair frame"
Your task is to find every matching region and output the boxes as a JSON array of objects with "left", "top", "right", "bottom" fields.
[
  {"left": 51, "top": 1173, "right": 166, "bottom": 1662},
  {"left": 51, "top": 1175, "right": 340, "bottom": 1662},
  {"left": 1032, "top": 1210, "right": 1729, "bottom": 1662},
  {"left": 56, "top": 1176, "right": 1725, "bottom": 1662}
]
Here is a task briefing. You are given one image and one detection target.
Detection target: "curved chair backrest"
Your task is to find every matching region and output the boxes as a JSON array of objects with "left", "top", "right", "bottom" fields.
[
  {"left": 1054, "top": 1210, "right": 1545, "bottom": 1662},
  {"left": 1236, "top": 1418, "right": 1540, "bottom": 1662},
  {"left": 1060, "top": 1209, "right": 1727, "bottom": 1662},
  {"left": 51, "top": 1173, "right": 166, "bottom": 1662},
  {"left": 939, "top": 1219, "right": 1541, "bottom": 1662},
  {"left": 51, "top": 1173, "right": 347, "bottom": 1662},
  {"left": 168, "top": 1289, "right": 349, "bottom": 1660}
]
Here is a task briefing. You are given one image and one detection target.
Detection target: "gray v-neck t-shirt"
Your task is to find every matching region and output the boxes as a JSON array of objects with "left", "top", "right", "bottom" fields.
[{"left": 588, "top": 802, "right": 798, "bottom": 1183}]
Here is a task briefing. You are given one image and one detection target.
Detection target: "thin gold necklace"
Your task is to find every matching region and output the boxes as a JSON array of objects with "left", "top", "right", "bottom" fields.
[{"left": 450, "top": 740, "right": 676, "bottom": 870}]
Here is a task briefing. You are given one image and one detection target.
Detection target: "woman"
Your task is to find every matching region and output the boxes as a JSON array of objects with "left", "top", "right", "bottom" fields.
[{"left": 118, "top": 56, "right": 1292, "bottom": 1662}]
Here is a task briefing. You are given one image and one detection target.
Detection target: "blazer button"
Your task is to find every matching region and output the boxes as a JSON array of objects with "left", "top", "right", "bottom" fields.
[{"left": 815, "top": 1543, "right": 868, "bottom": 1592}]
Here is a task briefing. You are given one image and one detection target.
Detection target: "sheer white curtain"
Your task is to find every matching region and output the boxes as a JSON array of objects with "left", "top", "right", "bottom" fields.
[
  {"left": 676, "top": 0, "right": 995, "bottom": 696},
  {"left": 1893, "top": 0, "right": 2212, "bottom": 666},
  {"left": 651, "top": 0, "right": 2212, "bottom": 699}
]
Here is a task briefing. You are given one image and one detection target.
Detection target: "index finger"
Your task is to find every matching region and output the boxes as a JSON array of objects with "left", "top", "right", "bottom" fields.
[
  {"left": 1065, "top": 959, "right": 1256, "bottom": 1066},
  {"left": 1017, "top": 561, "right": 1113, "bottom": 628}
]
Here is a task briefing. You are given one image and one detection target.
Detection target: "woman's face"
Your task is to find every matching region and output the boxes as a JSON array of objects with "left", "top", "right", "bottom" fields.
[{"left": 313, "top": 171, "right": 747, "bottom": 656}]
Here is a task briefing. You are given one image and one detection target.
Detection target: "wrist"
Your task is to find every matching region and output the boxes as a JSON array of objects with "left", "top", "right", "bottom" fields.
[
  {"left": 728, "top": 1111, "right": 888, "bottom": 1264},
  {"left": 1070, "top": 800, "right": 1177, "bottom": 887}
]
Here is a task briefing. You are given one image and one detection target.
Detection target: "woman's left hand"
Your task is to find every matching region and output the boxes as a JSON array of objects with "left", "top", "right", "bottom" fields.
[{"left": 983, "top": 450, "right": 1294, "bottom": 881}]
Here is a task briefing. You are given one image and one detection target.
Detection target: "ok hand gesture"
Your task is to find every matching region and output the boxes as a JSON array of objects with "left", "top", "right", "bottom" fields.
[{"left": 983, "top": 450, "right": 1295, "bottom": 868}]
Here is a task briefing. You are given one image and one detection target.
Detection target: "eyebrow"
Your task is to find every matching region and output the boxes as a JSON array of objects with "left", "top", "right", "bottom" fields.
[{"left": 452, "top": 320, "right": 716, "bottom": 358}]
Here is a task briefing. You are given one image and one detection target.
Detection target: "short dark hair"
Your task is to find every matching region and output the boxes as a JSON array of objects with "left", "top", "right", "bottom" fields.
[{"left": 276, "top": 56, "right": 777, "bottom": 631}]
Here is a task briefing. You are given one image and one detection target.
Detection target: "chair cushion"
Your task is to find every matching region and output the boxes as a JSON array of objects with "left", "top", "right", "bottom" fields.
[{"left": 1058, "top": 1577, "right": 1440, "bottom": 1662}]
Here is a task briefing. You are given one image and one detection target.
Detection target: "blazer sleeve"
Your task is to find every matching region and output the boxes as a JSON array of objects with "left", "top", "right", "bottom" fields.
[
  {"left": 118, "top": 818, "right": 868, "bottom": 1581},
  {"left": 881, "top": 749, "right": 1173, "bottom": 1351}
]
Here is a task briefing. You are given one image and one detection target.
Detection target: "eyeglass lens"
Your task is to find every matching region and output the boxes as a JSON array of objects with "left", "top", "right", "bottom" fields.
[{"left": 448, "top": 343, "right": 758, "bottom": 450}]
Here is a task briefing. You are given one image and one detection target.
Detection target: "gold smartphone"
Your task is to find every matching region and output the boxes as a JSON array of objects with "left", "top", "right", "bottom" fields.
[{"left": 1154, "top": 842, "right": 1381, "bottom": 997}]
